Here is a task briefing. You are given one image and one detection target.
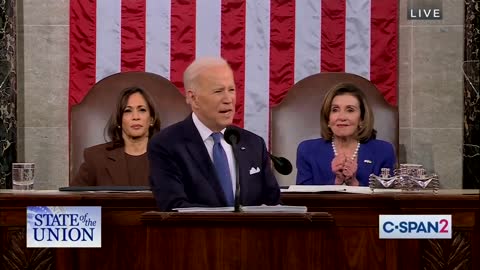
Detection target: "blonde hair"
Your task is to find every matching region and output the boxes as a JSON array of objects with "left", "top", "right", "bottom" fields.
[{"left": 320, "top": 83, "right": 376, "bottom": 142}]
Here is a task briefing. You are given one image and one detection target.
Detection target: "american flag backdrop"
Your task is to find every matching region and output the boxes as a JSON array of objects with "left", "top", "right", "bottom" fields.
[{"left": 69, "top": 0, "right": 398, "bottom": 146}]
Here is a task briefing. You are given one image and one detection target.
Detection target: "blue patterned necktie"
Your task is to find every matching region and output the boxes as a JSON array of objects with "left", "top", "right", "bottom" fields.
[{"left": 211, "top": 132, "right": 234, "bottom": 206}]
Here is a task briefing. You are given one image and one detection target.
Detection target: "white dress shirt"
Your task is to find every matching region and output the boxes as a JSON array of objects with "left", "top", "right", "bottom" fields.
[{"left": 192, "top": 113, "right": 237, "bottom": 196}]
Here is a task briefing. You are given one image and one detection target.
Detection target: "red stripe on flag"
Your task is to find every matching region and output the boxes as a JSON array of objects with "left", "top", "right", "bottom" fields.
[
  {"left": 170, "top": 0, "right": 196, "bottom": 94},
  {"left": 321, "top": 0, "right": 346, "bottom": 72},
  {"left": 69, "top": 0, "right": 97, "bottom": 105},
  {"left": 221, "top": 0, "right": 246, "bottom": 128},
  {"left": 121, "top": 0, "right": 146, "bottom": 72},
  {"left": 269, "top": 0, "right": 295, "bottom": 107},
  {"left": 371, "top": 0, "right": 398, "bottom": 106}
]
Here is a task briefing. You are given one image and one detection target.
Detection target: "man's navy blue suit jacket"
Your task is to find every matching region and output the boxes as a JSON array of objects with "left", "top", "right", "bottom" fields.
[{"left": 148, "top": 115, "right": 281, "bottom": 211}]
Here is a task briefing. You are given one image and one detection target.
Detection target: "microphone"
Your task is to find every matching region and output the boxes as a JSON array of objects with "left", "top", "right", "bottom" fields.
[
  {"left": 223, "top": 127, "right": 241, "bottom": 212},
  {"left": 224, "top": 127, "right": 293, "bottom": 175},
  {"left": 268, "top": 154, "right": 293, "bottom": 175},
  {"left": 224, "top": 127, "right": 240, "bottom": 146}
]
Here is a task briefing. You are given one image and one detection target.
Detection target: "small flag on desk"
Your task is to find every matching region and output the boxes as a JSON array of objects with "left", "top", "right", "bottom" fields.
[{"left": 26, "top": 206, "right": 101, "bottom": 248}]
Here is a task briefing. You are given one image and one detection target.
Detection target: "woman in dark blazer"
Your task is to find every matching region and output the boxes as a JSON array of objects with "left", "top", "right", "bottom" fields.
[
  {"left": 72, "top": 87, "right": 161, "bottom": 186},
  {"left": 296, "top": 83, "right": 396, "bottom": 186}
]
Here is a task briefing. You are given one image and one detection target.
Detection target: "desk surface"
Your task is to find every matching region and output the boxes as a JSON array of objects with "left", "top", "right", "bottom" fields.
[
  {"left": 0, "top": 189, "right": 478, "bottom": 208},
  {"left": 0, "top": 188, "right": 477, "bottom": 198}
]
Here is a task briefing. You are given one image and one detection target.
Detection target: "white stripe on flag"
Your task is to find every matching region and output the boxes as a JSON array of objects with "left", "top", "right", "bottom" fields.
[
  {"left": 196, "top": 0, "right": 221, "bottom": 57},
  {"left": 294, "top": 0, "right": 321, "bottom": 83},
  {"left": 96, "top": 0, "right": 121, "bottom": 82},
  {"left": 345, "top": 0, "right": 371, "bottom": 79},
  {"left": 244, "top": 0, "right": 270, "bottom": 145},
  {"left": 146, "top": 0, "right": 171, "bottom": 79}
]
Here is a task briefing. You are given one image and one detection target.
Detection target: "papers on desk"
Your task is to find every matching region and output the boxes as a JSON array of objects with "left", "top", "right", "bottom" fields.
[
  {"left": 283, "top": 185, "right": 373, "bottom": 194},
  {"left": 282, "top": 185, "right": 406, "bottom": 194},
  {"left": 173, "top": 205, "right": 307, "bottom": 213},
  {"left": 241, "top": 205, "right": 307, "bottom": 213},
  {"left": 173, "top": 207, "right": 234, "bottom": 212},
  {"left": 58, "top": 186, "right": 151, "bottom": 192},
  {"left": 283, "top": 185, "right": 479, "bottom": 194}
]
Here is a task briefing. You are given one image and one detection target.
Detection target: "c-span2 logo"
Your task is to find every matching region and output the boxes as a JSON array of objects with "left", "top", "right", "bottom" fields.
[
  {"left": 27, "top": 206, "right": 101, "bottom": 248},
  {"left": 379, "top": 215, "right": 451, "bottom": 239}
]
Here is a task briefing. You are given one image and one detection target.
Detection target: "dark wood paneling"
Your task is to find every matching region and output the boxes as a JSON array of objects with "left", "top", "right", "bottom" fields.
[
  {"left": 1, "top": 228, "right": 53, "bottom": 270},
  {"left": 421, "top": 231, "right": 471, "bottom": 270},
  {"left": 142, "top": 212, "right": 340, "bottom": 270},
  {"left": 281, "top": 192, "right": 479, "bottom": 270},
  {"left": 0, "top": 191, "right": 478, "bottom": 270}
]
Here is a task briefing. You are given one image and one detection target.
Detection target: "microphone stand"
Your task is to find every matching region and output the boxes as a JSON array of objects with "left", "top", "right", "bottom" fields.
[
  {"left": 226, "top": 133, "right": 241, "bottom": 212},
  {"left": 233, "top": 152, "right": 241, "bottom": 212}
]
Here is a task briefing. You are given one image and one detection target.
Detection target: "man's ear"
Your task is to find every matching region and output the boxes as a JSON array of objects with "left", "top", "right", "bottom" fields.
[
  {"left": 186, "top": 89, "right": 197, "bottom": 106},
  {"left": 186, "top": 89, "right": 194, "bottom": 105}
]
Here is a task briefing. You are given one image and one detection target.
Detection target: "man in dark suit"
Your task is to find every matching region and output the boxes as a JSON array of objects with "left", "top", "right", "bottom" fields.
[{"left": 148, "top": 57, "right": 280, "bottom": 211}]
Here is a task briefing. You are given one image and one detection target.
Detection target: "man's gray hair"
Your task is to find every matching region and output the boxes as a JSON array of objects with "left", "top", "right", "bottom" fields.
[{"left": 183, "top": 57, "right": 230, "bottom": 91}]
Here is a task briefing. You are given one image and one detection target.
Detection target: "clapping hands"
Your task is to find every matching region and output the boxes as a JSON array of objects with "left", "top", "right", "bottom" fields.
[
  {"left": 331, "top": 154, "right": 359, "bottom": 186},
  {"left": 332, "top": 154, "right": 347, "bottom": 185}
]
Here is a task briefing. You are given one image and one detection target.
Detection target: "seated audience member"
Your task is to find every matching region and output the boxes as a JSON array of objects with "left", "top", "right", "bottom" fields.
[
  {"left": 72, "top": 87, "right": 161, "bottom": 186},
  {"left": 148, "top": 57, "right": 280, "bottom": 211},
  {"left": 296, "top": 83, "right": 396, "bottom": 186}
]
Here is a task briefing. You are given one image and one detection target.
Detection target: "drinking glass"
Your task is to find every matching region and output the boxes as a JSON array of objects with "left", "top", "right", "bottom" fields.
[{"left": 12, "top": 163, "right": 35, "bottom": 190}]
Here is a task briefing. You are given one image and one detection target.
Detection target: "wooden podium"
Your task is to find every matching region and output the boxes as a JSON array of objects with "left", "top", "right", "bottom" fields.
[
  {"left": 141, "top": 211, "right": 342, "bottom": 270},
  {"left": 1, "top": 191, "right": 478, "bottom": 269}
]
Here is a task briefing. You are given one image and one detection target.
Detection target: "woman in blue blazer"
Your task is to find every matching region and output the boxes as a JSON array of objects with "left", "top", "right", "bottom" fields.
[{"left": 296, "top": 83, "right": 396, "bottom": 186}]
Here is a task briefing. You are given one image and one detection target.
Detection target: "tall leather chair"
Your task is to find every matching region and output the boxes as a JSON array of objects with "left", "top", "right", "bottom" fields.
[
  {"left": 69, "top": 71, "right": 191, "bottom": 183},
  {"left": 270, "top": 72, "right": 399, "bottom": 186}
]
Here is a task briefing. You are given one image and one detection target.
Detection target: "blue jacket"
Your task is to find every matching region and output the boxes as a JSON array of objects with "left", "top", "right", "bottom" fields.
[
  {"left": 296, "top": 138, "right": 396, "bottom": 186},
  {"left": 148, "top": 114, "right": 281, "bottom": 211}
]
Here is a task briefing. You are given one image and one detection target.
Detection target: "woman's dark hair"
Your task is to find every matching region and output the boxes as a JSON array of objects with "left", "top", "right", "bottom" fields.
[{"left": 105, "top": 87, "right": 161, "bottom": 149}]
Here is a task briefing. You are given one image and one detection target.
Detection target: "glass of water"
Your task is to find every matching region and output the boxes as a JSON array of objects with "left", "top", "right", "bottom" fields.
[{"left": 12, "top": 163, "right": 35, "bottom": 190}]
